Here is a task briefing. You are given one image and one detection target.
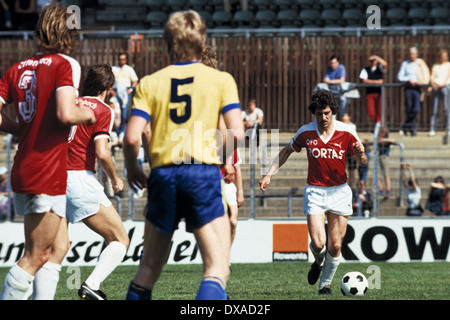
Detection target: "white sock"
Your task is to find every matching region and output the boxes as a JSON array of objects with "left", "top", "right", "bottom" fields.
[
  {"left": 85, "top": 241, "right": 126, "bottom": 290},
  {"left": 319, "top": 252, "right": 341, "bottom": 290},
  {"left": 0, "top": 263, "right": 34, "bottom": 300},
  {"left": 32, "top": 262, "right": 61, "bottom": 300},
  {"left": 309, "top": 243, "right": 326, "bottom": 267}
]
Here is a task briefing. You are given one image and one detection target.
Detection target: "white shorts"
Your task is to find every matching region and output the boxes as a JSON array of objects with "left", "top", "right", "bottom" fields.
[
  {"left": 14, "top": 193, "right": 66, "bottom": 218},
  {"left": 223, "top": 182, "right": 237, "bottom": 207},
  {"left": 66, "top": 170, "right": 112, "bottom": 223},
  {"left": 302, "top": 183, "right": 353, "bottom": 216}
]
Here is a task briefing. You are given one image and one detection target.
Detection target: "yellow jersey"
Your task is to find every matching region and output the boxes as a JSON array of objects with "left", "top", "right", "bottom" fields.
[{"left": 131, "top": 61, "right": 241, "bottom": 168}]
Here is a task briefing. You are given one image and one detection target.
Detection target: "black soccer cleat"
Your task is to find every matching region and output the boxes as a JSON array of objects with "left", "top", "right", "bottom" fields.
[
  {"left": 78, "top": 282, "right": 107, "bottom": 300},
  {"left": 318, "top": 284, "right": 332, "bottom": 295},
  {"left": 307, "top": 261, "right": 322, "bottom": 285}
]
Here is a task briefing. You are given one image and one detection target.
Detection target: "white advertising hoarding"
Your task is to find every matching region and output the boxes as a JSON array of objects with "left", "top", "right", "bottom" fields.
[{"left": 0, "top": 218, "right": 448, "bottom": 266}]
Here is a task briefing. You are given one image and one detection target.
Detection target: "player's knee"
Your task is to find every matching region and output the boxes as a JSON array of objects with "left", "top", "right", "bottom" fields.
[
  {"left": 35, "top": 249, "right": 52, "bottom": 269},
  {"left": 229, "top": 213, "right": 238, "bottom": 230},
  {"left": 328, "top": 242, "right": 342, "bottom": 256},
  {"left": 52, "top": 239, "right": 71, "bottom": 259},
  {"left": 310, "top": 238, "right": 326, "bottom": 252}
]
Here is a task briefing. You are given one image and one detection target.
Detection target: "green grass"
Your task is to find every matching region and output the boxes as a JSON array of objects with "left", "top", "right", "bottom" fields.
[{"left": 2, "top": 262, "right": 447, "bottom": 300}]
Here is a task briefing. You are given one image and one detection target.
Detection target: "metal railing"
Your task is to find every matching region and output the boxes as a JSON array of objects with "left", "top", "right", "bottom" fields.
[{"left": 0, "top": 25, "right": 448, "bottom": 39}]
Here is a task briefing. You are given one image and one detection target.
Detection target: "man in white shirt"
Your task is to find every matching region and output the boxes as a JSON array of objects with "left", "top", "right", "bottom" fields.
[
  {"left": 112, "top": 53, "right": 138, "bottom": 134},
  {"left": 242, "top": 98, "right": 263, "bottom": 130},
  {"left": 242, "top": 99, "right": 263, "bottom": 146},
  {"left": 397, "top": 47, "right": 429, "bottom": 137}
]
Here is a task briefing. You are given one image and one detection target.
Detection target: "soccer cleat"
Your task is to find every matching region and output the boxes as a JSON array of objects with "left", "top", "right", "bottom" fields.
[
  {"left": 318, "top": 284, "right": 332, "bottom": 295},
  {"left": 78, "top": 282, "right": 107, "bottom": 300},
  {"left": 307, "top": 261, "right": 322, "bottom": 285}
]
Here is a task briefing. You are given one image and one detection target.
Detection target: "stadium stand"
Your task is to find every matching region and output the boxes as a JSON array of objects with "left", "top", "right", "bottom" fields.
[
  {"left": 59, "top": 0, "right": 450, "bottom": 33},
  {"left": 3, "top": 0, "right": 448, "bottom": 32}
]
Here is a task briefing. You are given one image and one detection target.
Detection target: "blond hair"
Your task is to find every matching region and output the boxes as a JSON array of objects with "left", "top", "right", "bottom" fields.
[
  {"left": 201, "top": 45, "right": 218, "bottom": 69},
  {"left": 164, "top": 10, "right": 206, "bottom": 63},
  {"left": 35, "top": 2, "right": 78, "bottom": 55}
]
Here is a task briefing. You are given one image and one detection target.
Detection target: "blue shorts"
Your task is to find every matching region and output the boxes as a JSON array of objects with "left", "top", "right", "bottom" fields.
[{"left": 146, "top": 164, "right": 225, "bottom": 234}]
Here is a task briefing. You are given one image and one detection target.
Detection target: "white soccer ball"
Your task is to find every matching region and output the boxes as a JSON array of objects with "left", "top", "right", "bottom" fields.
[{"left": 340, "top": 271, "right": 369, "bottom": 297}]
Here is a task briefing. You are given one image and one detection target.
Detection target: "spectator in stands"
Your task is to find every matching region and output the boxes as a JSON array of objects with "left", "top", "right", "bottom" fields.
[
  {"left": 378, "top": 126, "right": 394, "bottom": 201},
  {"left": 0, "top": 0, "right": 12, "bottom": 29},
  {"left": 397, "top": 47, "right": 430, "bottom": 137},
  {"left": 445, "top": 185, "right": 450, "bottom": 216},
  {"left": 242, "top": 98, "right": 263, "bottom": 130},
  {"left": 357, "top": 138, "right": 371, "bottom": 189},
  {"left": 429, "top": 49, "right": 450, "bottom": 137},
  {"left": 323, "top": 55, "right": 347, "bottom": 118},
  {"left": 0, "top": 166, "right": 13, "bottom": 221},
  {"left": 342, "top": 113, "right": 357, "bottom": 189},
  {"left": 112, "top": 52, "right": 138, "bottom": 137},
  {"left": 359, "top": 54, "right": 388, "bottom": 124},
  {"left": 352, "top": 179, "right": 373, "bottom": 217},
  {"left": 401, "top": 163, "right": 423, "bottom": 217},
  {"left": 224, "top": 0, "right": 248, "bottom": 12},
  {"left": 426, "top": 176, "right": 446, "bottom": 216},
  {"left": 242, "top": 98, "right": 263, "bottom": 146},
  {"left": 15, "top": 0, "right": 38, "bottom": 30}
]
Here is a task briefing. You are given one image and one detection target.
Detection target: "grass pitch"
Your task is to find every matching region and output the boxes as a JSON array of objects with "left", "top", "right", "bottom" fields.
[{"left": 8, "top": 261, "right": 445, "bottom": 300}]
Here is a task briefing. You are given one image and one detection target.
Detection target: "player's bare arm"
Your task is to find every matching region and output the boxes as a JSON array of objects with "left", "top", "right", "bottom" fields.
[
  {"left": 221, "top": 108, "right": 245, "bottom": 160},
  {"left": 235, "top": 164, "right": 244, "bottom": 207},
  {"left": 123, "top": 115, "right": 148, "bottom": 192},
  {"left": 56, "top": 87, "right": 96, "bottom": 126},
  {"left": 259, "top": 144, "right": 295, "bottom": 191},
  {"left": 95, "top": 138, "right": 124, "bottom": 193},
  {"left": 352, "top": 141, "right": 367, "bottom": 166}
]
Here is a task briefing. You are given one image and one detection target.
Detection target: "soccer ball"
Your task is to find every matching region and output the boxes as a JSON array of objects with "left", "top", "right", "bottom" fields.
[{"left": 340, "top": 272, "right": 368, "bottom": 297}]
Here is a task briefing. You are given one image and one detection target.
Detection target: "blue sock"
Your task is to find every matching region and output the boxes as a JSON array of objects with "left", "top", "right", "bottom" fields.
[
  {"left": 125, "top": 281, "right": 152, "bottom": 300},
  {"left": 195, "top": 277, "right": 227, "bottom": 300}
]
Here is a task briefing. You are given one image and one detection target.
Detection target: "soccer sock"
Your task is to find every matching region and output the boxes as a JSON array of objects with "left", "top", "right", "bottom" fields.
[
  {"left": 319, "top": 252, "right": 341, "bottom": 290},
  {"left": 125, "top": 281, "right": 152, "bottom": 300},
  {"left": 0, "top": 263, "right": 34, "bottom": 300},
  {"left": 85, "top": 241, "right": 127, "bottom": 290},
  {"left": 32, "top": 262, "right": 61, "bottom": 300},
  {"left": 195, "top": 276, "right": 227, "bottom": 300},
  {"left": 309, "top": 243, "right": 326, "bottom": 267}
]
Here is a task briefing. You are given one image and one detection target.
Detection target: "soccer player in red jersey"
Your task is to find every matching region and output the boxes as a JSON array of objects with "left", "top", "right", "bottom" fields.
[
  {"left": 0, "top": 3, "right": 95, "bottom": 300},
  {"left": 28, "top": 65, "right": 129, "bottom": 300},
  {"left": 260, "top": 89, "right": 367, "bottom": 295}
]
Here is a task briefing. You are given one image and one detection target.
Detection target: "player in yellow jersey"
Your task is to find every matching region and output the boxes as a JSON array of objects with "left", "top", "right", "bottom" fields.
[{"left": 123, "top": 10, "right": 245, "bottom": 300}]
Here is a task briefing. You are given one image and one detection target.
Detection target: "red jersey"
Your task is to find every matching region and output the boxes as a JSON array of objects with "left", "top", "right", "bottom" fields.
[
  {"left": 290, "top": 121, "right": 360, "bottom": 187},
  {"left": 220, "top": 148, "right": 242, "bottom": 183},
  {"left": 0, "top": 53, "right": 81, "bottom": 195},
  {"left": 68, "top": 97, "right": 114, "bottom": 172}
]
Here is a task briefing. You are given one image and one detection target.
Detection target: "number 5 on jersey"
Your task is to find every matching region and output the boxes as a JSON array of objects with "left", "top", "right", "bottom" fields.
[{"left": 170, "top": 77, "right": 193, "bottom": 124}]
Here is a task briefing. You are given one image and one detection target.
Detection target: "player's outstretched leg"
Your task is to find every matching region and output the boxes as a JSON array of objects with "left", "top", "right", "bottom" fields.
[
  {"left": 194, "top": 214, "right": 231, "bottom": 300},
  {"left": 308, "top": 243, "right": 326, "bottom": 285},
  {"left": 317, "top": 212, "right": 347, "bottom": 295},
  {"left": 318, "top": 252, "right": 341, "bottom": 295},
  {"left": 125, "top": 220, "right": 173, "bottom": 300},
  {"left": 78, "top": 205, "right": 129, "bottom": 300},
  {"left": 306, "top": 214, "right": 327, "bottom": 286}
]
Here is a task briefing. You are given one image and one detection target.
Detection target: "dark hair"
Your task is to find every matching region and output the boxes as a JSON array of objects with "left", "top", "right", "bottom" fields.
[
  {"left": 434, "top": 176, "right": 445, "bottom": 183},
  {"left": 81, "top": 64, "right": 115, "bottom": 97},
  {"left": 308, "top": 89, "right": 339, "bottom": 115},
  {"left": 329, "top": 55, "right": 339, "bottom": 62}
]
